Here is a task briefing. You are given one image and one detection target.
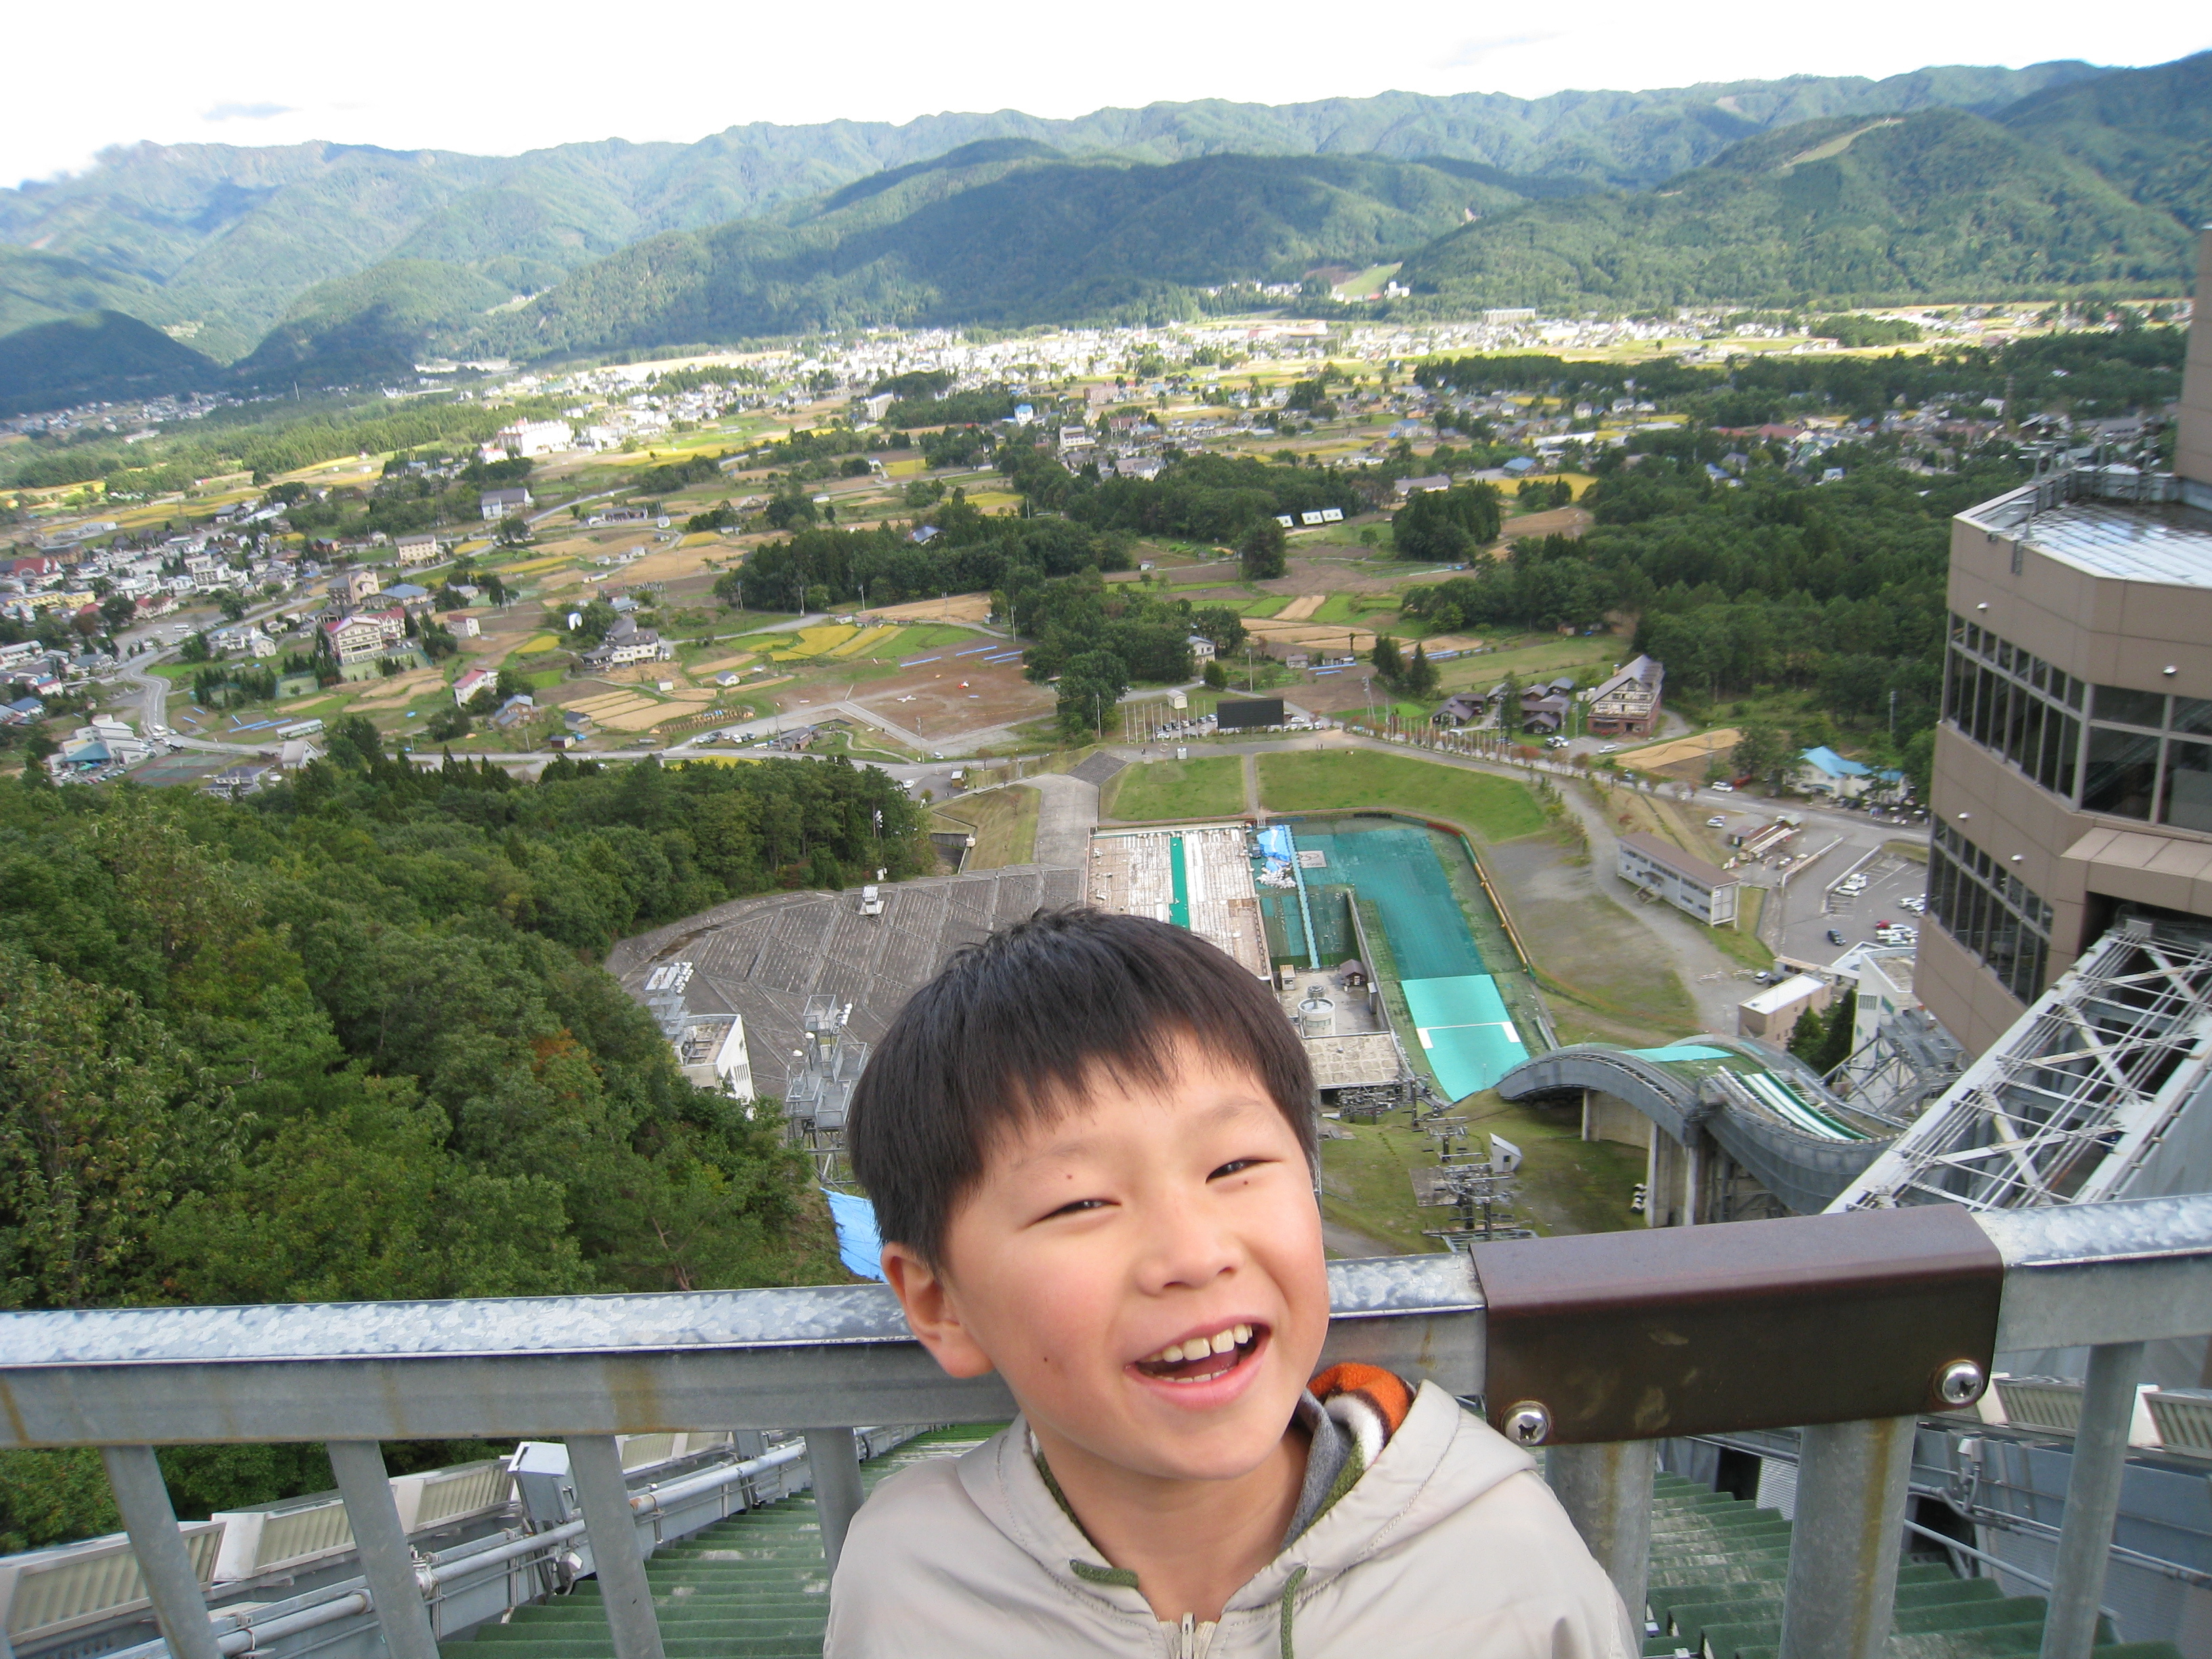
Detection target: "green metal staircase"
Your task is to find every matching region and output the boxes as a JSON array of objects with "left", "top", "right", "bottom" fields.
[
  {"left": 448, "top": 1430, "right": 989, "bottom": 1659},
  {"left": 1644, "top": 1471, "right": 2180, "bottom": 1659},
  {"left": 453, "top": 1446, "right": 2186, "bottom": 1659}
]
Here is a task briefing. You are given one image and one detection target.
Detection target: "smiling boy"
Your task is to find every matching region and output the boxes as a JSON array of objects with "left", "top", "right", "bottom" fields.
[{"left": 829, "top": 907, "right": 1633, "bottom": 1657}]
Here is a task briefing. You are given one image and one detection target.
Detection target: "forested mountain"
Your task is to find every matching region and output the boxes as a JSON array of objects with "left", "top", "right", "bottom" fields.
[
  {"left": 0, "top": 309, "right": 218, "bottom": 415},
  {"left": 0, "top": 53, "right": 2205, "bottom": 407},
  {"left": 0, "top": 59, "right": 2112, "bottom": 366},
  {"left": 451, "top": 144, "right": 1527, "bottom": 356},
  {"left": 1391, "top": 106, "right": 2197, "bottom": 312}
]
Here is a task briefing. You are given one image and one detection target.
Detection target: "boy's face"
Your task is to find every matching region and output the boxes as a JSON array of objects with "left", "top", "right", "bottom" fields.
[{"left": 884, "top": 1042, "right": 1329, "bottom": 1486}]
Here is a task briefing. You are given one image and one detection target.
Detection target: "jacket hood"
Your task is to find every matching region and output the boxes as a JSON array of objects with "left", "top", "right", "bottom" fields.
[{"left": 955, "top": 1378, "right": 1536, "bottom": 1618}]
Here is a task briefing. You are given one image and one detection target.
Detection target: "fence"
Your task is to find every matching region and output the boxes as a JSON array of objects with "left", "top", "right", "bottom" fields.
[{"left": 0, "top": 1195, "right": 2206, "bottom": 1659}]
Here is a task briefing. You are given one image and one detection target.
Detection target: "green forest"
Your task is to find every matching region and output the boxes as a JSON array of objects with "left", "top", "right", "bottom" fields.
[{"left": 0, "top": 735, "right": 927, "bottom": 1547}]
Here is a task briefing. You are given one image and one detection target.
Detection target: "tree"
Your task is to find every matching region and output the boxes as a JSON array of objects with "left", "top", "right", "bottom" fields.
[
  {"left": 1404, "top": 642, "right": 1441, "bottom": 701},
  {"left": 1732, "top": 721, "right": 1791, "bottom": 791},
  {"left": 1788, "top": 988, "right": 1858, "bottom": 1074},
  {"left": 1056, "top": 650, "right": 1128, "bottom": 740},
  {"left": 1202, "top": 659, "right": 1227, "bottom": 690},
  {"left": 1372, "top": 636, "right": 1405, "bottom": 684},
  {"left": 217, "top": 592, "right": 249, "bottom": 623},
  {"left": 98, "top": 594, "right": 137, "bottom": 632},
  {"left": 179, "top": 632, "right": 211, "bottom": 664},
  {"left": 1391, "top": 483, "right": 1502, "bottom": 562},
  {"left": 1239, "top": 517, "right": 1287, "bottom": 581}
]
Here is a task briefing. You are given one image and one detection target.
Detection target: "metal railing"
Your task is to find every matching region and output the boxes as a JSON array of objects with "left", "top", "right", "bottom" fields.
[{"left": 0, "top": 1195, "right": 2206, "bottom": 1659}]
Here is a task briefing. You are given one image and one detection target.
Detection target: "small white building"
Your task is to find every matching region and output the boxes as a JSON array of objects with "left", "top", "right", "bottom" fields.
[
  {"left": 495, "top": 420, "right": 573, "bottom": 457},
  {"left": 1187, "top": 634, "right": 1217, "bottom": 662},
  {"left": 1737, "top": 974, "right": 1832, "bottom": 1044},
  {"left": 480, "top": 488, "right": 533, "bottom": 521},
  {"left": 1618, "top": 830, "right": 1740, "bottom": 926},
  {"left": 394, "top": 533, "right": 441, "bottom": 567}
]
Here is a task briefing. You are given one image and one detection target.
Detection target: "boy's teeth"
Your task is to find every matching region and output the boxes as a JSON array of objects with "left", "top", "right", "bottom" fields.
[{"left": 1147, "top": 1326, "right": 1255, "bottom": 1366}]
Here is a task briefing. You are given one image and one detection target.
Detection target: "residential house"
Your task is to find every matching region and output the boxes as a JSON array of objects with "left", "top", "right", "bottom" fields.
[
  {"left": 337, "top": 567, "right": 384, "bottom": 607},
  {"left": 1432, "top": 692, "right": 1488, "bottom": 728},
  {"left": 444, "top": 613, "right": 482, "bottom": 638},
  {"left": 480, "top": 487, "right": 533, "bottom": 521},
  {"left": 1585, "top": 655, "right": 1664, "bottom": 738},
  {"left": 379, "top": 582, "right": 436, "bottom": 615},
  {"left": 394, "top": 533, "right": 441, "bottom": 567},
  {"left": 580, "top": 616, "right": 672, "bottom": 670},
  {"left": 321, "top": 609, "right": 406, "bottom": 665},
  {"left": 1186, "top": 635, "right": 1217, "bottom": 663},
  {"left": 1391, "top": 474, "right": 1451, "bottom": 499},
  {"left": 452, "top": 668, "right": 493, "bottom": 707},
  {"left": 1794, "top": 745, "right": 1875, "bottom": 800}
]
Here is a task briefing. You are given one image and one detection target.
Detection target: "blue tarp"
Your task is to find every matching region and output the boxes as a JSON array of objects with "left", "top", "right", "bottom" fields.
[
  {"left": 823, "top": 1189, "right": 885, "bottom": 1281},
  {"left": 1256, "top": 823, "right": 1296, "bottom": 865}
]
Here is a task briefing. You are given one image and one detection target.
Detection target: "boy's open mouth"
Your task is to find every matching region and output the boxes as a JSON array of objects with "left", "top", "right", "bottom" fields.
[{"left": 1130, "top": 1322, "right": 1263, "bottom": 1385}]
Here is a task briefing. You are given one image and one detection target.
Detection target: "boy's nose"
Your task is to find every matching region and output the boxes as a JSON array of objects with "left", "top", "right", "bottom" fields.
[{"left": 1132, "top": 1198, "right": 1240, "bottom": 1292}]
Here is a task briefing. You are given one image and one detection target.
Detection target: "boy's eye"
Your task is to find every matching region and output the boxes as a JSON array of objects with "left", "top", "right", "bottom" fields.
[
  {"left": 1042, "top": 1197, "right": 1107, "bottom": 1219},
  {"left": 1208, "top": 1158, "right": 1264, "bottom": 1181}
]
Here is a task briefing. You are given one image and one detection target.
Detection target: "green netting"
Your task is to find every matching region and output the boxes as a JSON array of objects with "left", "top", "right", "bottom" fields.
[
  {"left": 1283, "top": 823, "right": 1488, "bottom": 979},
  {"left": 1402, "top": 975, "right": 1530, "bottom": 1099}
]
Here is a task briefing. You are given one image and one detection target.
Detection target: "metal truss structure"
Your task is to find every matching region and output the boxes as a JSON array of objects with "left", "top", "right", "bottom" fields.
[
  {"left": 1826, "top": 1005, "right": 1967, "bottom": 1125},
  {"left": 1830, "top": 922, "right": 2212, "bottom": 1211}
]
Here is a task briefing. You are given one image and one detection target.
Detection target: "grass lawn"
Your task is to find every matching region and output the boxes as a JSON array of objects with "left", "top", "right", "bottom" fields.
[
  {"left": 1103, "top": 756, "right": 1248, "bottom": 822},
  {"left": 1319, "top": 1098, "right": 1645, "bottom": 1250},
  {"left": 1257, "top": 750, "right": 1547, "bottom": 842},
  {"left": 934, "top": 784, "right": 1039, "bottom": 869}
]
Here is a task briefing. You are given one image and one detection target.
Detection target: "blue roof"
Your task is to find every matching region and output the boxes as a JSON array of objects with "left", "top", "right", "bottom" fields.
[{"left": 1799, "top": 745, "right": 1871, "bottom": 778}]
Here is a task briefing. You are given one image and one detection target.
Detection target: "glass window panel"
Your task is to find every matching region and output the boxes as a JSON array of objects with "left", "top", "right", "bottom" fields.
[
  {"left": 2162, "top": 739, "right": 2212, "bottom": 834},
  {"left": 1998, "top": 640, "right": 2013, "bottom": 672},
  {"left": 2093, "top": 684, "right": 2167, "bottom": 727},
  {"left": 1973, "top": 666, "right": 1996, "bottom": 747},
  {"left": 2083, "top": 726, "right": 2160, "bottom": 820},
  {"left": 2030, "top": 658, "right": 2049, "bottom": 693},
  {"left": 2057, "top": 714, "right": 2081, "bottom": 799},
  {"left": 2066, "top": 677, "right": 2084, "bottom": 711},
  {"left": 2022, "top": 696, "right": 2045, "bottom": 781},
  {"left": 2173, "top": 697, "right": 2212, "bottom": 737},
  {"left": 1945, "top": 650, "right": 1968, "bottom": 724},
  {"left": 2003, "top": 678, "right": 2030, "bottom": 766}
]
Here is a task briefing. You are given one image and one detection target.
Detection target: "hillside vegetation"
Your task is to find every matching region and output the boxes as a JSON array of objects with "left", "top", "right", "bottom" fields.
[{"left": 1393, "top": 108, "right": 2196, "bottom": 312}]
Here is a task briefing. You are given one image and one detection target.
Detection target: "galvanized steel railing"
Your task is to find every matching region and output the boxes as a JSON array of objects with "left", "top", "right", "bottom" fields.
[{"left": 0, "top": 1194, "right": 2206, "bottom": 1659}]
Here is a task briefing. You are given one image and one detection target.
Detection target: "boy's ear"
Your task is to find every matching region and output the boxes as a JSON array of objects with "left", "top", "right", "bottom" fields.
[{"left": 881, "top": 1243, "right": 996, "bottom": 1380}]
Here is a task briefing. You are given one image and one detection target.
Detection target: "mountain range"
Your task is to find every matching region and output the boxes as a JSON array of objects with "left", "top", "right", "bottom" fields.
[{"left": 1, "top": 52, "right": 2205, "bottom": 411}]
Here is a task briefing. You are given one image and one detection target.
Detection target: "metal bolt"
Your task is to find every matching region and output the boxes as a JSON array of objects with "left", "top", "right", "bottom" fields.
[
  {"left": 1936, "top": 1359, "right": 1988, "bottom": 1407},
  {"left": 1502, "top": 1401, "right": 1552, "bottom": 1446}
]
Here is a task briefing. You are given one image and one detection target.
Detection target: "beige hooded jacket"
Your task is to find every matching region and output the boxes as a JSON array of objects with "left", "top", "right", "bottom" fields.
[{"left": 824, "top": 1379, "right": 1637, "bottom": 1658}]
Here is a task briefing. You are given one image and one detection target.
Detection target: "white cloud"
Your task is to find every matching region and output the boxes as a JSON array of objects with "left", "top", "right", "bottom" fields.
[
  {"left": 3, "top": 0, "right": 2206, "bottom": 187},
  {"left": 201, "top": 102, "right": 295, "bottom": 124}
]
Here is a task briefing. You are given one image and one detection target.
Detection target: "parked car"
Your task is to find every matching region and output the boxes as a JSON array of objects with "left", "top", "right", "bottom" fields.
[
  {"left": 1828, "top": 929, "right": 1846, "bottom": 946},
  {"left": 1712, "top": 781, "right": 1734, "bottom": 792},
  {"left": 1707, "top": 816, "right": 1727, "bottom": 827}
]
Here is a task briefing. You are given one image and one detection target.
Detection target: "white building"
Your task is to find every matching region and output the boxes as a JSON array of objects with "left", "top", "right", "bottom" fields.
[
  {"left": 1618, "top": 831, "right": 1740, "bottom": 926},
  {"left": 495, "top": 420, "right": 573, "bottom": 457}
]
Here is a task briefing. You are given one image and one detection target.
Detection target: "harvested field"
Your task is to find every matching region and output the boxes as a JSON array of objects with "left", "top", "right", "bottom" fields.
[
  {"left": 826, "top": 624, "right": 901, "bottom": 657},
  {"left": 867, "top": 592, "right": 992, "bottom": 624},
  {"left": 852, "top": 656, "right": 1052, "bottom": 737},
  {"left": 349, "top": 668, "right": 443, "bottom": 709},
  {"left": 1618, "top": 728, "right": 1739, "bottom": 775},
  {"left": 1496, "top": 505, "right": 1592, "bottom": 541},
  {"left": 689, "top": 653, "right": 759, "bottom": 676},
  {"left": 1277, "top": 594, "right": 1327, "bottom": 621}
]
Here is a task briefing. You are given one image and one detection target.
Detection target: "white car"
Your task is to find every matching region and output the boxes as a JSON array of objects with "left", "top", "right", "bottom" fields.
[
  {"left": 1711, "top": 781, "right": 1734, "bottom": 792},
  {"left": 1707, "top": 817, "right": 1727, "bottom": 827},
  {"left": 1599, "top": 743, "right": 1619, "bottom": 753}
]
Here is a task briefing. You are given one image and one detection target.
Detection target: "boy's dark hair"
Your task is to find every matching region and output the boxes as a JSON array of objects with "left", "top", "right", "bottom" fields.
[{"left": 846, "top": 907, "right": 1315, "bottom": 1266}]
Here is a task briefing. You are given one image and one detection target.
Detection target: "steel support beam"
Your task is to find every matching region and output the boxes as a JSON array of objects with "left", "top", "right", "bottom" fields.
[
  {"left": 327, "top": 1440, "right": 441, "bottom": 1659},
  {"left": 1776, "top": 1416, "right": 1916, "bottom": 1659},
  {"left": 98, "top": 1446, "right": 224, "bottom": 1659},
  {"left": 565, "top": 1435, "right": 665, "bottom": 1659},
  {"left": 1547, "top": 1441, "right": 1654, "bottom": 1620},
  {"left": 805, "top": 1427, "right": 865, "bottom": 1578},
  {"left": 2039, "top": 1340, "right": 2144, "bottom": 1659}
]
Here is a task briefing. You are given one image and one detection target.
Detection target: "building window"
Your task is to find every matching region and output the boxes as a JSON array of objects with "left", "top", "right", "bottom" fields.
[
  {"left": 1929, "top": 822, "right": 2051, "bottom": 1004},
  {"left": 1946, "top": 616, "right": 2212, "bottom": 827}
]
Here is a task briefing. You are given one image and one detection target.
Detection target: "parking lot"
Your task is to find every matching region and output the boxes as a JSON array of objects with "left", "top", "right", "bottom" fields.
[{"left": 1813, "top": 851, "right": 1927, "bottom": 949}]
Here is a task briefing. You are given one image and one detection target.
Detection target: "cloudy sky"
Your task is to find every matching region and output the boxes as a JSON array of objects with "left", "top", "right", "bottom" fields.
[{"left": 8, "top": 0, "right": 2207, "bottom": 188}]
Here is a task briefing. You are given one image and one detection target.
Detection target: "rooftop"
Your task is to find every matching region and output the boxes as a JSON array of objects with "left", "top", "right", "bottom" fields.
[
  {"left": 1966, "top": 476, "right": 2212, "bottom": 588},
  {"left": 1618, "top": 829, "right": 1736, "bottom": 890}
]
